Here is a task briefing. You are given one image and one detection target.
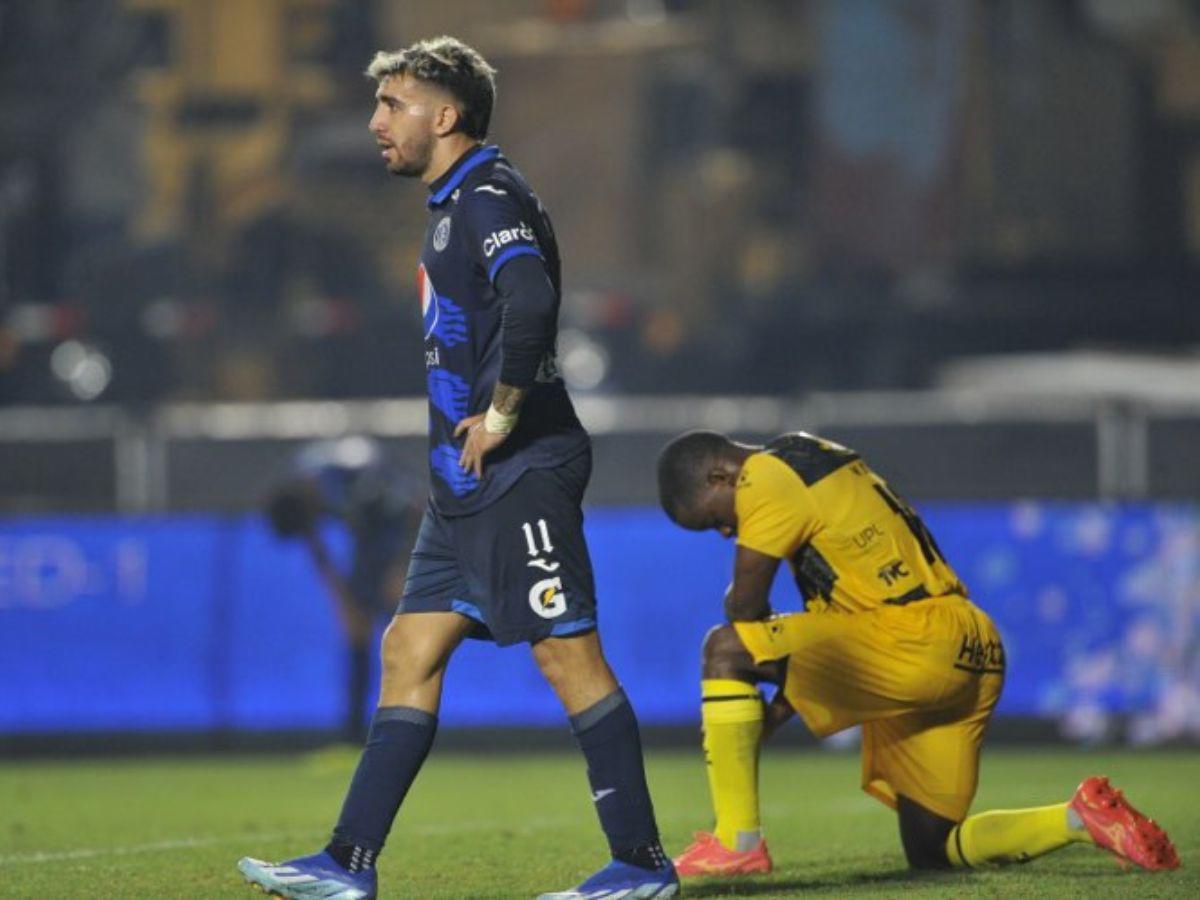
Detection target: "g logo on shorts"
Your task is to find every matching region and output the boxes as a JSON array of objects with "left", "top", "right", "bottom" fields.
[{"left": 529, "top": 576, "right": 567, "bottom": 618}]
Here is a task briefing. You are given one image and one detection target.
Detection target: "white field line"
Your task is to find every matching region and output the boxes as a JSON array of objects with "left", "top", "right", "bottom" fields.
[
  {"left": 0, "top": 831, "right": 319, "bottom": 866},
  {"left": 0, "top": 817, "right": 573, "bottom": 867}
]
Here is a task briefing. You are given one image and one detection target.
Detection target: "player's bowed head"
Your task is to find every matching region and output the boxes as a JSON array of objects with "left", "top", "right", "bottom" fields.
[{"left": 657, "top": 430, "right": 759, "bottom": 538}]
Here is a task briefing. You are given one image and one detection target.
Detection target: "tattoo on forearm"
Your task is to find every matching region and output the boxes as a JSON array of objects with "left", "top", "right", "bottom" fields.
[{"left": 491, "top": 381, "right": 528, "bottom": 415}]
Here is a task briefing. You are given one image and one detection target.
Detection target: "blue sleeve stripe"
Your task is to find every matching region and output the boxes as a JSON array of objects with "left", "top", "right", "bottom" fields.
[{"left": 487, "top": 245, "right": 542, "bottom": 283}]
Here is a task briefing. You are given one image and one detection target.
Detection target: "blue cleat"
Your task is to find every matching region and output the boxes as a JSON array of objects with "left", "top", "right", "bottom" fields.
[
  {"left": 537, "top": 858, "right": 680, "bottom": 899},
  {"left": 237, "top": 850, "right": 376, "bottom": 899}
]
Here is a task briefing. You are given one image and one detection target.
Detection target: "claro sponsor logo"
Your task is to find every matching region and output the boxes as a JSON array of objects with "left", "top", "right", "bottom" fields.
[{"left": 482, "top": 222, "right": 535, "bottom": 257}]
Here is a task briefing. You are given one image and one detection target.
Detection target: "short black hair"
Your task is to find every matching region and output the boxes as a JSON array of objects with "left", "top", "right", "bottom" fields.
[
  {"left": 366, "top": 36, "right": 497, "bottom": 140},
  {"left": 656, "top": 430, "right": 731, "bottom": 524}
]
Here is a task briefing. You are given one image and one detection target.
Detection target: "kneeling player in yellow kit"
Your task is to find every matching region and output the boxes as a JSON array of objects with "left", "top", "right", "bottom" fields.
[{"left": 656, "top": 430, "right": 1179, "bottom": 877}]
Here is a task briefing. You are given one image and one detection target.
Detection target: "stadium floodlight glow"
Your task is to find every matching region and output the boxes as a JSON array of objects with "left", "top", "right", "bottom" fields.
[
  {"left": 49, "top": 340, "right": 113, "bottom": 401},
  {"left": 71, "top": 352, "right": 112, "bottom": 401},
  {"left": 49, "top": 340, "right": 88, "bottom": 381},
  {"left": 559, "top": 328, "right": 609, "bottom": 391}
]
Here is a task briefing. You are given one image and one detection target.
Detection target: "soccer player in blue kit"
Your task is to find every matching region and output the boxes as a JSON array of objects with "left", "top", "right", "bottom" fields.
[{"left": 237, "top": 37, "right": 678, "bottom": 900}]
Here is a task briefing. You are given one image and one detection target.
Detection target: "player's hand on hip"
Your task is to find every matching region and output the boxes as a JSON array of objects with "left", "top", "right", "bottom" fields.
[{"left": 455, "top": 413, "right": 508, "bottom": 478}]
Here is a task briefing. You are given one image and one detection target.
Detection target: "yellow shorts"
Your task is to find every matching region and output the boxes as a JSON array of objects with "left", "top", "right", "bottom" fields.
[{"left": 734, "top": 595, "right": 1004, "bottom": 822}]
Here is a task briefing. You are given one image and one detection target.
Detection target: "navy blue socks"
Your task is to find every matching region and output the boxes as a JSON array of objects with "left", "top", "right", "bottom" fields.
[
  {"left": 326, "top": 694, "right": 663, "bottom": 873},
  {"left": 570, "top": 689, "right": 666, "bottom": 869},
  {"left": 327, "top": 705, "right": 437, "bottom": 870}
]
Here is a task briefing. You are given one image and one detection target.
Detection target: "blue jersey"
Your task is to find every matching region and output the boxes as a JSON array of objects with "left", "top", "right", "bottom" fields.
[{"left": 419, "top": 144, "right": 589, "bottom": 516}]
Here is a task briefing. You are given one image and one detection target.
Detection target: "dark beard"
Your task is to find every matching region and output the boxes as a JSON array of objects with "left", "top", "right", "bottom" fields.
[
  {"left": 389, "top": 140, "right": 433, "bottom": 178},
  {"left": 390, "top": 159, "right": 425, "bottom": 177}
]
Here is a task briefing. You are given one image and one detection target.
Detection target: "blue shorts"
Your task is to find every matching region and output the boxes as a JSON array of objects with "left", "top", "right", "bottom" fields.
[{"left": 397, "top": 451, "right": 597, "bottom": 646}]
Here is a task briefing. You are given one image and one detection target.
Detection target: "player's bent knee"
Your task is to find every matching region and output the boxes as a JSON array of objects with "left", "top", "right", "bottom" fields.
[
  {"left": 532, "top": 632, "right": 619, "bottom": 712},
  {"left": 379, "top": 623, "right": 409, "bottom": 670},
  {"left": 532, "top": 640, "right": 571, "bottom": 688},
  {"left": 700, "top": 624, "right": 756, "bottom": 680},
  {"left": 379, "top": 618, "right": 453, "bottom": 685},
  {"left": 532, "top": 632, "right": 611, "bottom": 685}
]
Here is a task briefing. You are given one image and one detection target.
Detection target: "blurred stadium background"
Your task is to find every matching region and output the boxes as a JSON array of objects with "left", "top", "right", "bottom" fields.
[{"left": 2, "top": 0, "right": 1199, "bottom": 764}]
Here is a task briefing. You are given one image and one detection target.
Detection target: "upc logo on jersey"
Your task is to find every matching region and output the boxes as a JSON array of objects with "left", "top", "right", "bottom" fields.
[
  {"left": 529, "top": 576, "right": 567, "bottom": 619},
  {"left": 482, "top": 222, "right": 535, "bottom": 258}
]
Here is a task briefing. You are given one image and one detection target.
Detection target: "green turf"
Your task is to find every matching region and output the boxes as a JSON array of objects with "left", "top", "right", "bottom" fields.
[{"left": 0, "top": 746, "right": 1196, "bottom": 898}]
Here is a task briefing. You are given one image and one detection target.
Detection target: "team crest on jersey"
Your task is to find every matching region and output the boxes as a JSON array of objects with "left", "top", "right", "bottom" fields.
[{"left": 433, "top": 216, "right": 452, "bottom": 252}]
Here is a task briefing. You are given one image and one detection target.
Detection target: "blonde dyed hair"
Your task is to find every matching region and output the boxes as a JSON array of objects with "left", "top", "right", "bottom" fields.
[{"left": 367, "top": 36, "right": 497, "bottom": 139}]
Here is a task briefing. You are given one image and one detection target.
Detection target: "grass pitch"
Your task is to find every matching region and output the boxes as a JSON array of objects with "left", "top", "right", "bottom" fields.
[{"left": 0, "top": 745, "right": 1196, "bottom": 898}]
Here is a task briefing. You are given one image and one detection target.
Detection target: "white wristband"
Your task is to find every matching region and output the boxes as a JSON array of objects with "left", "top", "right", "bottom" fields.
[{"left": 484, "top": 405, "right": 519, "bottom": 434}]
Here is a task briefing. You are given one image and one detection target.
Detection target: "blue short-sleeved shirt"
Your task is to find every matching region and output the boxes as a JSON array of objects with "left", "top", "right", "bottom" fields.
[{"left": 419, "top": 144, "right": 589, "bottom": 516}]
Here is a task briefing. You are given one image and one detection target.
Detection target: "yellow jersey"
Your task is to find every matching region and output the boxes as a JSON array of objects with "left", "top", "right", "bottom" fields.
[{"left": 735, "top": 432, "right": 967, "bottom": 614}]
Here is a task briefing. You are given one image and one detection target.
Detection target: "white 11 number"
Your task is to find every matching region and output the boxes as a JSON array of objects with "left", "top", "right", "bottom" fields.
[{"left": 521, "top": 519, "right": 554, "bottom": 556}]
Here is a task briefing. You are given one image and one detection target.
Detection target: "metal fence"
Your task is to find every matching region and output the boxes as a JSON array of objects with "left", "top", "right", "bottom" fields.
[{"left": 1, "top": 392, "right": 1198, "bottom": 513}]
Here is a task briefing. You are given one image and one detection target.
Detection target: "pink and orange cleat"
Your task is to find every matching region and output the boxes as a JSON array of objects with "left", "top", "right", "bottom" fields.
[
  {"left": 1069, "top": 776, "right": 1180, "bottom": 871},
  {"left": 673, "top": 831, "right": 773, "bottom": 878}
]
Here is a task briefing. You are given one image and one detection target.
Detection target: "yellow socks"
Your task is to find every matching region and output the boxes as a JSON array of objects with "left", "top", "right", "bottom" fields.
[
  {"left": 946, "top": 802, "right": 1090, "bottom": 866},
  {"left": 701, "top": 678, "right": 764, "bottom": 851}
]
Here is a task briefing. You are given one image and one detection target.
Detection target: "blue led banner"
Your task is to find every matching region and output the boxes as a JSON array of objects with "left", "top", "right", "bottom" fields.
[{"left": 1, "top": 505, "right": 1197, "bottom": 738}]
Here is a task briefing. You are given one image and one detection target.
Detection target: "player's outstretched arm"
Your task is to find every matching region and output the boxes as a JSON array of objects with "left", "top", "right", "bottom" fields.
[{"left": 305, "top": 530, "right": 372, "bottom": 644}]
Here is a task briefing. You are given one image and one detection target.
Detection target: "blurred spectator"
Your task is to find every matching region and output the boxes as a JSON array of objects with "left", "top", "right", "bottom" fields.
[
  {"left": 2, "top": 0, "right": 1199, "bottom": 405},
  {"left": 265, "top": 436, "right": 424, "bottom": 742}
]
